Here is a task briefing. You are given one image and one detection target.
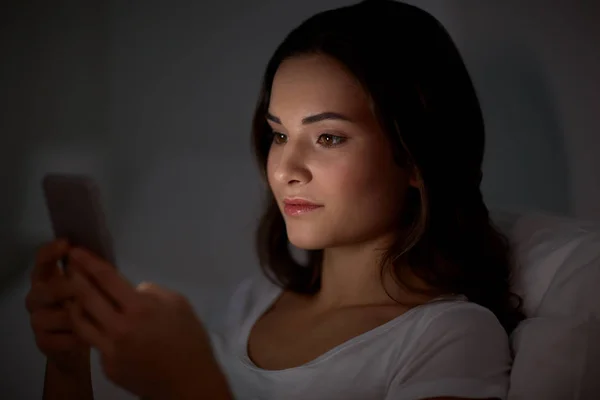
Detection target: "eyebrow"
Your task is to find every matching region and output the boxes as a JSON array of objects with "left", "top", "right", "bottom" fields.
[{"left": 266, "top": 111, "right": 353, "bottom": 125}]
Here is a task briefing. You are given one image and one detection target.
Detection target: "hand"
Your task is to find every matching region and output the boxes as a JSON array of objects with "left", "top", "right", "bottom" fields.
[
  {"left": 65, "top": 248, "right": 229, "bottom": 399},
  {"left": 25, "top": 239, "right": 90, "bottom": 373}
]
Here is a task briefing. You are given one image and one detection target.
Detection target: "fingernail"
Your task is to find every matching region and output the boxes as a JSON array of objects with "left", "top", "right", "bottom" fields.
[{"left": 137, "top": 281, "right": 151, "bottom": 291}]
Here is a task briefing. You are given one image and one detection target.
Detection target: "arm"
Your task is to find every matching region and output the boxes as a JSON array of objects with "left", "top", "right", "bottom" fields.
[
  {"left": 43, "top": 355, "right": 94, "bottom": 400},
  {"left": 167, "top": 351, "right": 233, "bottom": 400}
]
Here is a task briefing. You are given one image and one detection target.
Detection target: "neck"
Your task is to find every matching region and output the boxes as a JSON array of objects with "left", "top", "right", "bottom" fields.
[{"left": 314, "top": 233, "right": 400, "bottom": 309}]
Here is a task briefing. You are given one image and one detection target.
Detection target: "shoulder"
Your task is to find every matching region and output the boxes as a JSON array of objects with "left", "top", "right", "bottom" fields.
[
  {"left": 227, "top": 272, "right": 280, "bottom": 308},
  {"left": 418, "top": 300, "right": 508, "bottom": 339},
  {"left": 405, "top": 300, "right": 510, "bottom": 361},
  {"left": 384, "top": 300, "right": 511, "bottom": 399},
  {"left": 211, "top": 271, "right": 281, "bottom": 333}
]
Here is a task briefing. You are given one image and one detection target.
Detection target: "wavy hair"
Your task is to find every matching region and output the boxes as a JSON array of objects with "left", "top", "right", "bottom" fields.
[{"left": 251, "top": 0, "right": 524, "bottom": 333}]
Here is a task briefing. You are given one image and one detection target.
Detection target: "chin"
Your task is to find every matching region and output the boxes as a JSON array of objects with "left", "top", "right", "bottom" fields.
[
  {"left": 286, "top": 222, "right": 391, "bottom": 251},
  {"left": 286, "top": 226, "right": 332, "bottom": 250},
  {"left": 287, "top": 234, "right": 326, "bottom": 250},
  {"left": 285, "top": 224, "right": 357, "bottom": 250}
]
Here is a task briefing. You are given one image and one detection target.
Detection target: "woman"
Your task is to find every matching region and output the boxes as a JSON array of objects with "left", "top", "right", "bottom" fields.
[{"left": 25, "top": 1, "right": 524, "bottom": 399}]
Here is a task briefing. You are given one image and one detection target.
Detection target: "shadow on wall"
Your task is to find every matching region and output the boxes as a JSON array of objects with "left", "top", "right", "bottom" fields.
[{"left": 473, "top": 40, "right": 571, "bottom": 216}]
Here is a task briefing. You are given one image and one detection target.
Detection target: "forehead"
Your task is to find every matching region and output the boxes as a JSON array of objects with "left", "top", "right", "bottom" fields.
[{"left": 269, "top": 54, "right": 373, "bottom": 122}]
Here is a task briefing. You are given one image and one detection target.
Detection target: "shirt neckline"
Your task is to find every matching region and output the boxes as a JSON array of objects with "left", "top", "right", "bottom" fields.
[{"left": 236, "top": 280, "right": 467, "bottom": 374}]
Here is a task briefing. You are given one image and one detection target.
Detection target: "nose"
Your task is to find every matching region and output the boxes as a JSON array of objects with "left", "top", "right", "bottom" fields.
[{"left": 271, "top": 142, "right": 312, "bottom": 186}]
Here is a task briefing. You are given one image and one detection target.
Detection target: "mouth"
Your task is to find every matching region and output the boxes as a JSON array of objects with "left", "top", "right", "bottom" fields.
[{"left": 282, "top": 198, "right": 324, "bottom": 216}]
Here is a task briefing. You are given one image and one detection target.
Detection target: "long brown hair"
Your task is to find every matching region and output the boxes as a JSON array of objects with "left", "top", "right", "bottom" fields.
[{"left": 251, "top": 0, "right": 524, "bottom": 333}]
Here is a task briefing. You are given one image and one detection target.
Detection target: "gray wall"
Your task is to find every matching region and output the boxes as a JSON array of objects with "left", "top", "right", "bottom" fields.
[{"left": 1, "top": 0, "right": 599, "bottom": 398}]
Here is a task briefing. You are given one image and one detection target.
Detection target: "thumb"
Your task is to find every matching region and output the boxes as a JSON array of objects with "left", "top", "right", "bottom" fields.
[
  {"left": 136, "top": 281, "right": 161, "bottom": 292},
  {"left": 136, "top": 281, "right": 172, "bottom": 299}
]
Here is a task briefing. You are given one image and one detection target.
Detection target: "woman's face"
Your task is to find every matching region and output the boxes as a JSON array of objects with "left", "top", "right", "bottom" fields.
[{"left": 267, "top": 54, "right": 413, "bottom": 250}]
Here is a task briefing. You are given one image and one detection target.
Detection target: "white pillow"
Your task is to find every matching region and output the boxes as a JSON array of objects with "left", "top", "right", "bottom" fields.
[
  {"left": 508, "top": 316, "right": 600, "bottom": 399},
  {"left": 491, "top": 210, "right": 600, "bottom": 399},
  {"left": 507, "top": 211, "right": 600, "bottom": 317}
]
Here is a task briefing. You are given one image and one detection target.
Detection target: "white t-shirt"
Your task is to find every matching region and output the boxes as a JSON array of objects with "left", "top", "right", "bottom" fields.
[{"left": 208, "top": 274, "right": 512, "bottom": 400}]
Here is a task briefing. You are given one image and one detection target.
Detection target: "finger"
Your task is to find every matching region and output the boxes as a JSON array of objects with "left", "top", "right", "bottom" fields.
[
  {"left": 69, "top": 248, "right": 136, "bottom": 310},
  {"left": 69, "top": 267, "right": 120, "bottom": 331},
  {"left": 136, "top": 281, "right": 185, "bottom": 307},
  {"left": 136, "top": 281, "right": 171, "bottom": 298},
  {"left": 31, "top": 308, "right": 72, "bottom": 333},
  {"left": 67, "top": 300, "right": 113, "bottom": 356},
  {"left": 32, "top": 239, "right": 70, "bottom": 282},
  {"left": 25, "top": 279, "right": 75, "bottom": 313},
  {"left": 36, "top": 331, "right": 82, "bottom": 354},
  {"left": 136, "top": 281, "right": 155, "bottom": 291}
]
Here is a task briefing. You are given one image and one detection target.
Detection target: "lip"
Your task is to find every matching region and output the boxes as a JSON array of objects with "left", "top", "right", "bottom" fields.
[
  {"left": 282, "top": 198, "right": 323, "bottom": 216},
  {"left": 283, "top": 198, "right": 321, "bottom": 206}
]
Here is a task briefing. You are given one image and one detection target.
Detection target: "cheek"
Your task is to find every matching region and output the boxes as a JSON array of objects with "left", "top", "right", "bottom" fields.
[
  {"left": 321, "top": 153, "right": 406, "bottom": 215},
  {"left": 265, "top": 147, "right": 278, "bottom": 188},
  {"left": 326, "top": 151, "right": 395, "bottom": 194},
  {"left": 323, "top": 163, "right": 370, "bottom": 198}
]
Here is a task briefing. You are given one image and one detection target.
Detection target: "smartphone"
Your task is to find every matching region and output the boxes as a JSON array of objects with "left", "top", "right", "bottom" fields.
[{"left": 42, "top": 173, "right": 116, "bottom": 267}]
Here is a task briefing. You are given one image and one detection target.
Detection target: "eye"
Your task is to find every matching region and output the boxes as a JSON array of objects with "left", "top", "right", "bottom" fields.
[
  {"left": 271, "top": 132, "right": 287, "bottom": 145},
  {"left": 317, "top": 133, "right": 346, "bottom": 147}
]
